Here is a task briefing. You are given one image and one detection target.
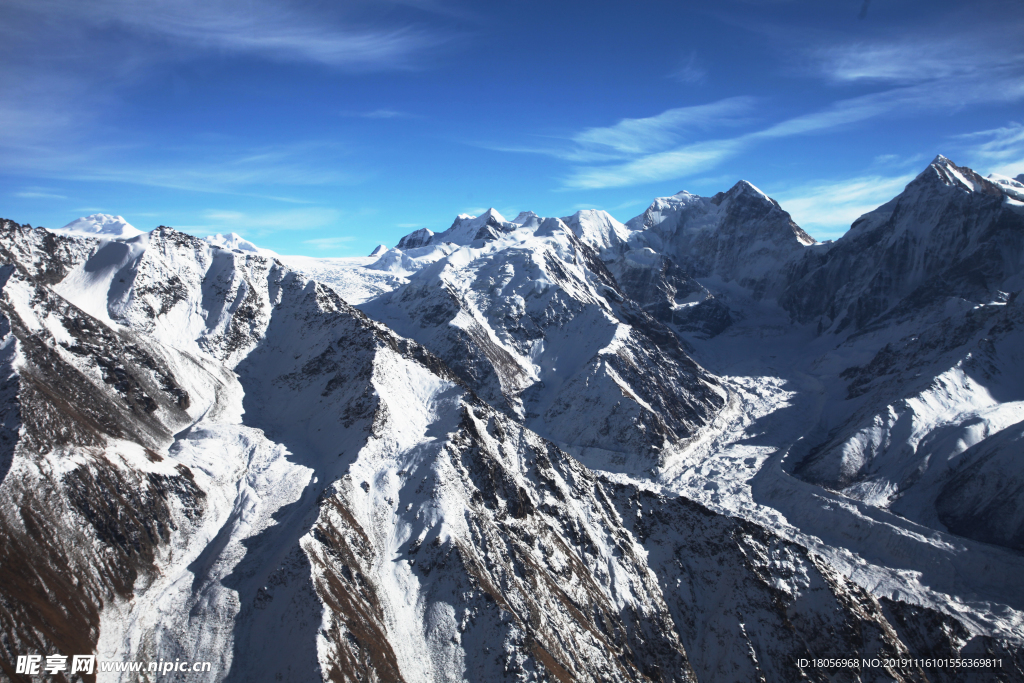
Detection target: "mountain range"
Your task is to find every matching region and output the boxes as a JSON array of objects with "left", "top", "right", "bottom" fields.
[{"left": 1, "top": 155, "right": 1023, "bottom": 682}]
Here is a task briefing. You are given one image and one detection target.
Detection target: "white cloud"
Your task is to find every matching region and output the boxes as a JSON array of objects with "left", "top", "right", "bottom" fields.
[
  {"left": 486, "top": 18, "right": 1024, "bottom": 192},
  {"left": 479, "top": 97, "right": 754, "bottom": 166}
]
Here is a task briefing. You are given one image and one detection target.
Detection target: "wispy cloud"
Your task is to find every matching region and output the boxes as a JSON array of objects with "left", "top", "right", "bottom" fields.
[
  {"left": 771, "top": 173, "right": 917, "bottom": 240},
  {"left": 4, "top": 0, "right": 442, "bottom": 70},
  {"left": 13, "top": 187, "right": 68, "bottom": 200},
  {"left": 557, "top": 63, "right": 1024, "bottom": 190},
  {"left": 482, "top": 97, "right": 755, "bottom": 167},
  {"left": 194, "top": 207, "right": 342, "bottom": 234},
  {"left": 812, "top": 30, "right": 1024, "bottom": 85},
  {"left": 4, "top": 139, "right": 360, "bottom": 201},
  {"left": 572, "top": 98, "right": 753, "bottom": 156},
  {"left": 563, "top": 139, "right": 745, "bottom": 190},
  {"left": 0, "top": 0, "right": 447, "bottom": 199},
  {"left": 951, "top": 122, "right": 1024, "bottom": 178},
  {"left": 342, "top": 109, "right": 417, "bottom": 119},
  {"left": 669, "top": 53, "right": 707, "bottom": 84},
  {"left": 473, "top": 19, "right": 1024, "bottom": 192}
]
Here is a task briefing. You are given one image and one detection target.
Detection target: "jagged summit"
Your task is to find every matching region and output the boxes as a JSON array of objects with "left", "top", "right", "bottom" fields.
[
  {"left": 438, "top": 208, "right": 513, "bottom": 245},
  {"left": 56, "top": 213, "right": 143, "bottom": 238},
  {"left": 921, "top": 154, "right": 1002, "bottom": 196}
]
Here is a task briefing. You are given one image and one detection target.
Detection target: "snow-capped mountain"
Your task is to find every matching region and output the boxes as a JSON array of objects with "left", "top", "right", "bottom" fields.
[
  {"left": 2, "top": 154, "right": 1023, "bottom": 682},
  {"left": 359, "top": 213, "right": 726, "bottom": 465},
  {"left": 55, "top": 213, "right": 143, "bottom": 238},
  {"left": 204, "top": 232, "right": 278, "bottom": 257},
  {"left": 780, "top": 156, "right": 1023, "bottom": 334}
]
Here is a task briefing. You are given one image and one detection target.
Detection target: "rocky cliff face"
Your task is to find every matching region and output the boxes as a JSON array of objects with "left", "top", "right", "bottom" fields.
[{"left": 2, "top": 153, "right": 1023, "bottom": 682}]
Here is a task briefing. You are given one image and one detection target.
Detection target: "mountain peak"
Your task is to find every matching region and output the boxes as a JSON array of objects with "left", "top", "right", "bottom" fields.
[
  {"left": 563, "top": 209, "right": 629, "bottom": 251},
  {"left": 709, "top": 179, "right": 776, "bottom": 208},
  {"left": 396, "top": 227, "right": 435, "bottom": 249},
  {"left": 438, "top": 208, "right": 514, "bottom": 245},
  {"left": 477, "top": 208, "right": 507, "bottom": 224},
  {"left": 204, "top": 232, "right": 277, "bottom": 256},
  {"left": 920, "top": 155, "right": 1001, "bottom": 197},
  {"left": 56, "top": 213, "right": 142, "bottom": 238}
]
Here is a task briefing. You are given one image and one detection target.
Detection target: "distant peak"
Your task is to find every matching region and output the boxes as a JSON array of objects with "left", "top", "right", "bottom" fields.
[
  {"left": 987, "top": 173, "right": 1024, "bottom": 201},
  {"left": 369, "top": 244, "right": 388, "bottom": 257},
  {"left": 512, "top": 211, "right": 538, "bottom": 225},
  {"left": 397, "top": 227, "right": 435, "bottom": 250},
  {"left": 57, "top": 213, "right": 142, "bottom": 238},
  {"left": 204, "top": 232, "right": 277, "bottom": 257}
]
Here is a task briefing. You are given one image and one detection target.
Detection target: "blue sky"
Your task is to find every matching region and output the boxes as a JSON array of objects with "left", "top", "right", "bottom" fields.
[{"left": 2, "top": 0, "right": 1023, "bottom": 255}]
